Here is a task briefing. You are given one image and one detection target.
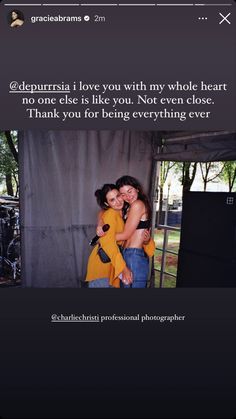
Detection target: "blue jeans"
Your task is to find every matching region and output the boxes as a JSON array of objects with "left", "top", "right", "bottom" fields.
[
  {"left": 88, "top": 278, "right": 110, "bottom": 288},
  {"left": 121, "top": 248, "right": 149, "bottom": 288}
]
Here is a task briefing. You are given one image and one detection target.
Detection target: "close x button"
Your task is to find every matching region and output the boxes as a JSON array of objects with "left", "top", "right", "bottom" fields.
[{"left": 219, "top": 12, "right": 231, "bottom": 25}]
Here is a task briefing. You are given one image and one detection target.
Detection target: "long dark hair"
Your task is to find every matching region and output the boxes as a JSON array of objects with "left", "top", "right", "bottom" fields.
[
  {"left": 9, "top": 10, "right": 24, "bottom": 24},
  {"left": 116, "top": 175, "right": 152, "bottom": 219},
  {"left": 95, "top": 184, "right": 117, "bottom": 210}
]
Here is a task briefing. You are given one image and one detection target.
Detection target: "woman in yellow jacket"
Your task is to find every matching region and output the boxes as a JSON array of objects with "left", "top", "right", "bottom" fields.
[
  {"left": 86, "top": 184, "right": 132, "bottom": 288},
  {"left": 86, "top": 183, "right": 155, "bottom": 288}
]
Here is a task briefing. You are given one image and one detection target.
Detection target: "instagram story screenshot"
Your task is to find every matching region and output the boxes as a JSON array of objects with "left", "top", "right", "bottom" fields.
[{"left": 0, "top": 0, "right": 236, "bottom": 418}]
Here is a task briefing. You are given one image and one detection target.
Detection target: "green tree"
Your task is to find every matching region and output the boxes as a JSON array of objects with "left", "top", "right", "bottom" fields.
[
  {"left": 199, "top": 162, "right": 226, "bottom": 192},
  {"left": 219, "top": 161, "right": 236, "bottom": 192},
  {"left": 0, "top": 131, "right": 19, "bottom": 196},
  {"left": 174, "top": 162, "right": 198, "bottom": 192},
  {"left": 156, "top": 161, "right": 176, "bottom": 225}
]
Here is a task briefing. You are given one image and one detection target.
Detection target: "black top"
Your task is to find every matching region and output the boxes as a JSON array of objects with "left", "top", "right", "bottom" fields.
[
  {"left": 122, "top": 203, "right": 150, "bottom": 229},
  {"left": 136, "top": 219, "right": 150, "bottom": 230}
]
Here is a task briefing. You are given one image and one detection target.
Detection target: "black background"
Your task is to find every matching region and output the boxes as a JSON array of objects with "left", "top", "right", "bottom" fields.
[
  {"left": 0, "top": 289, "right": 236, "bottom": 418},
  {"left": 0, "top": 1, "right": 235, "bottom": 129}
]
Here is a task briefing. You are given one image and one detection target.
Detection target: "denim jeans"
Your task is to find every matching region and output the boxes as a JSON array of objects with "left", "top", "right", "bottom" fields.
[
  {"left": 121, "top": 248, "right": 149, "bottom": 288},
  {"left": 88, "top": 278, "right": 110, "bottom": 288}
]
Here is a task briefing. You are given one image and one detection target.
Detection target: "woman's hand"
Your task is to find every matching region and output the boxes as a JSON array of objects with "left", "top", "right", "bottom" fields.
[
  {"left": 121, "top": 266, "right": 133, "bottom": 285},
  {"left": 96, "top": 226, "right": 105, "bottom": 237},
  {"left": 142, "top": 228, "right": 151, "bottom": 244}
]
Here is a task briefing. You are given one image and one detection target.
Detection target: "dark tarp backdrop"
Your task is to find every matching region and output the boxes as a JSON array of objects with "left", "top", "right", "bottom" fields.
[
  {"left": 155, "top": 131, "right": 236, "bottom": 162},
  {"left": 19, "top": 130, "right": 154, "bottom": 287}
]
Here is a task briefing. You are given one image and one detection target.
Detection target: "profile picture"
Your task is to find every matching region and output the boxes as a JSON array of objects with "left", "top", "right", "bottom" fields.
[{"left": 8, "top": 10, "right": 25, "bottom": 28}]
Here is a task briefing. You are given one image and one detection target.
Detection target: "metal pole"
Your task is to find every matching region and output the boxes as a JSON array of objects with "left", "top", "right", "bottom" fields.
[
  {"left": 149, "top": 157, "right": 160, "bottom": 288},
  {"left": 164, "top": 182, "right": 171, "bottom": 226},
  {"left": 159, "top": 227, "right": 169, "bottom": 288}
]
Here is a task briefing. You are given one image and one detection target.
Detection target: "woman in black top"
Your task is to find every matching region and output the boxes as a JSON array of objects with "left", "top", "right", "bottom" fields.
[{"left": 115, "top": 176, "right": 153, "bottom": 288}]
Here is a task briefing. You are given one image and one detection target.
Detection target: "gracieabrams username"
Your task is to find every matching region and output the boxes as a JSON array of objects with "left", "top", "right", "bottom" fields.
[
  {"left": 31, "top": 15, "right": 82, "bottom": 24},
  {"left": 51, "top": 314, "right": 185, "bottom": 323}
]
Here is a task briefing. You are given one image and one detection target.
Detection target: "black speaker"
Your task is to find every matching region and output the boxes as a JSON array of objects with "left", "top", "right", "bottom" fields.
[{"left": 176, "top": 192, "right": 236, "bottom": 287}]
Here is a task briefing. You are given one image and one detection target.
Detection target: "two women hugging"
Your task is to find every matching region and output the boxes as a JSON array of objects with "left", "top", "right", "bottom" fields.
[{"left": 86, "top": 176, "right": 155, "bottom": 288}]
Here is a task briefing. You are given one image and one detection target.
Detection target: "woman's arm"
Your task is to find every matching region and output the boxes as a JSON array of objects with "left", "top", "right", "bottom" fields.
[
  {"left": 115, "top": 200, "right": 145, "bottom": 241},
  {"left": 95, "top": 209, "right": 105, "bottom": 236},
  {"left": 97, "top": 209, "right": 105, "bottom": 226},
  {"left": 11, "top": 19, "right": 23, "bottom": 27}
]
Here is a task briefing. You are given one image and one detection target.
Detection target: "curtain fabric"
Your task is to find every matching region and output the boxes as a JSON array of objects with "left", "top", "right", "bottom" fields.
[{"left": 19, "top": 130, "right": 153, "bottom": 287}]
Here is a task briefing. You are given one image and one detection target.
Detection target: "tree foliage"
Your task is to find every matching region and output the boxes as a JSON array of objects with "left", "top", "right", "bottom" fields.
[
  {"left": 219, "top": 161, "right": 236, "bottom": 192},
  {"left": 0, "top": 131, "right": 19, "bottom": 196},
  {"left": 199, "top": 162, "right": 226, "bottom": 191},
  {"left": 174, "top": 162, "right": 198, "bottom": 192},
  {"left": 156, "top": 161, "right": 176, "bottom": 225}
]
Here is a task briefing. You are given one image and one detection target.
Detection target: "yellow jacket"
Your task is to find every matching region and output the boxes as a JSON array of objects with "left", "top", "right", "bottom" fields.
[
  {"left": 143, "top": 237, "right": 156, "bottom": 258},
  {"left": 86, "top": 208, "right": 156, "bottom": 288},
  {"left": 86, "top": 208, "right": 126, "bottom": 288}
]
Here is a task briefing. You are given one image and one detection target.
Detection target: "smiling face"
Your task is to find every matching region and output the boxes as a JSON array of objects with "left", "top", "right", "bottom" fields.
[
  {"left": 119, "top": 185, "right": 139, "bottom": 205},
  {"left": 11, "top": 11, "right": 18, "bottom": 20},
  {"left": 106, "top": 189, "right": 124, "bottom": 211}
]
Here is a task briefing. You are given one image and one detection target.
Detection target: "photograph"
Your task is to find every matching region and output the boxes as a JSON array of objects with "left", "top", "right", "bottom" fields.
[
  {"left": 1, "top": 129, "right": 235, "bottom": 288},
  {"left": 8, "top": 9, "right": 25, "bottom": 28}
]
